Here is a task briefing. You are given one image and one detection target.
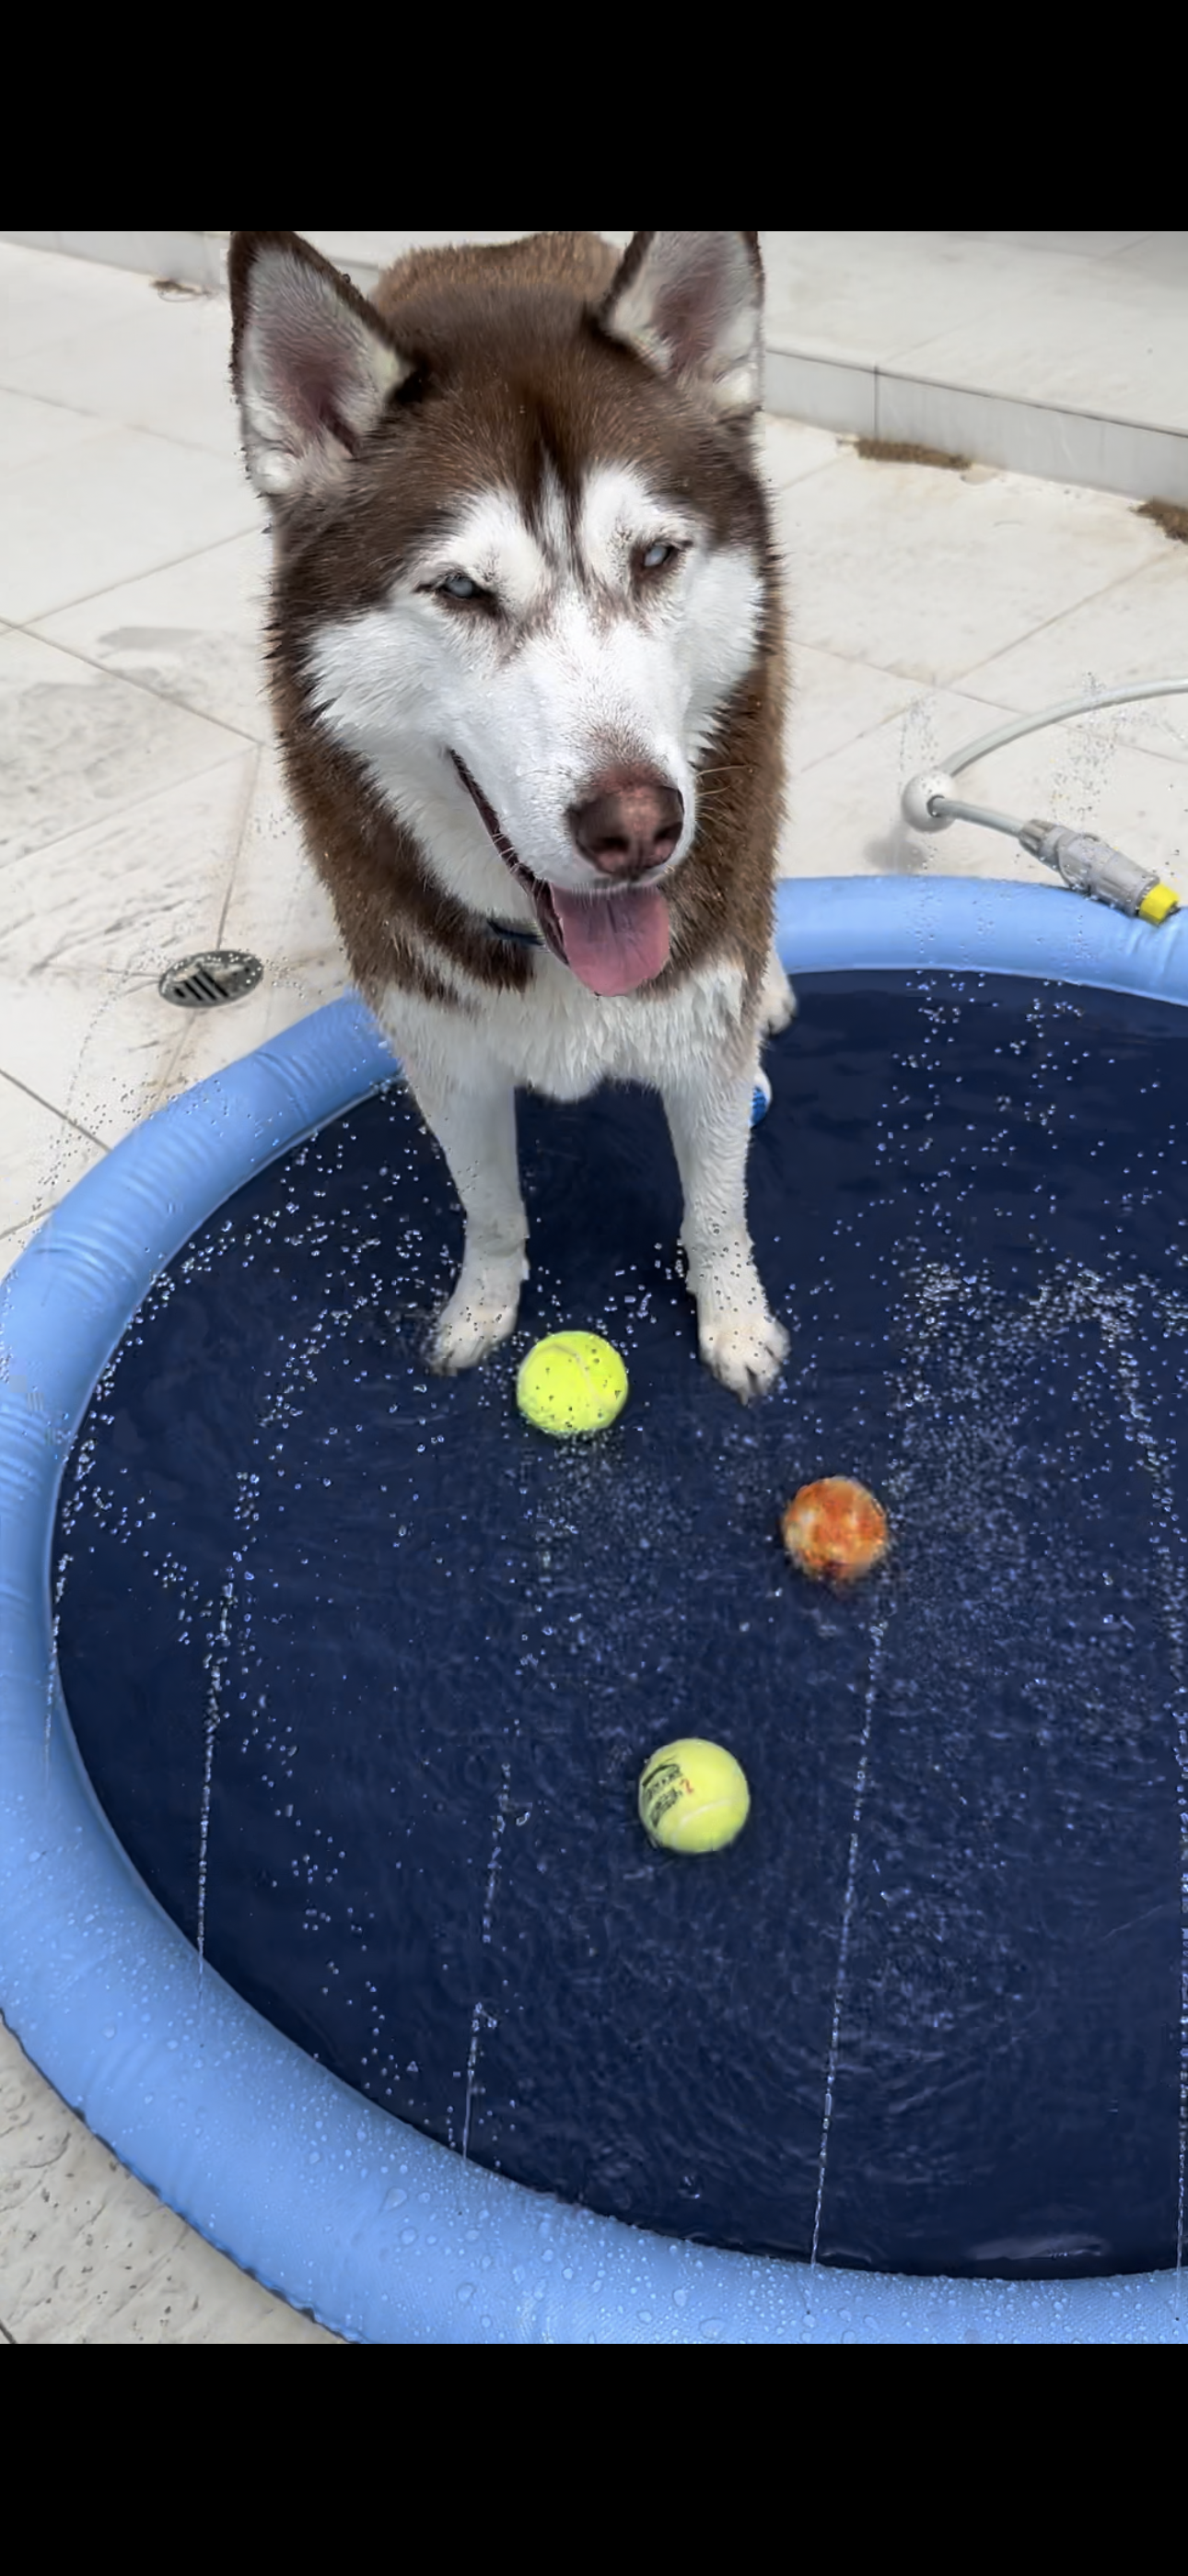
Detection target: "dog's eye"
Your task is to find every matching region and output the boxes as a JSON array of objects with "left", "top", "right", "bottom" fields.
[
  {"left": 437, "top": 572, "right": 486, "bottom": 603},
  {"left": 638, "top": 541, "right": 681, "bottom": 576}
]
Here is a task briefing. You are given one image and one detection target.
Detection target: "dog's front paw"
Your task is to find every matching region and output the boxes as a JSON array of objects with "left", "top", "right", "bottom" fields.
[
  {"left": 699, "top": 1305, "right": 789, "bottom": 1401},
  {"left": 759, "top": 950, "right": 797, "bottom": 1036},
  {"left": 684, "top": 1235, "right": 788, "bottom": 1402},
  {"left": 428, "top": 1264, "right": 524, "bottom": 1373}
]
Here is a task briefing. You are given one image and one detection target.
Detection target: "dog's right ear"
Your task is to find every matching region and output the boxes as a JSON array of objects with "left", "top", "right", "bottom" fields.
[{"left": 228, "top": 231, "right": 412, "bottom": 503}]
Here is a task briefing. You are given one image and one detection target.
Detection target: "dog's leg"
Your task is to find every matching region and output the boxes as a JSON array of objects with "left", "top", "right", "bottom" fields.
[
  {"left": 401, "top": 1063, "right": 528, "bottom": 1371},
  {"left": 760, "top": 943, "right": 796, "bottom": 1035},
  {"left": 661, "top": 1054, "right": 789, "bottom": 1401}
]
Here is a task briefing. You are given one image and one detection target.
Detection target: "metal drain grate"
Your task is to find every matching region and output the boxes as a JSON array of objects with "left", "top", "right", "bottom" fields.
[{"left": 158, "top": 951, "right": 263, "bottom": 1010}]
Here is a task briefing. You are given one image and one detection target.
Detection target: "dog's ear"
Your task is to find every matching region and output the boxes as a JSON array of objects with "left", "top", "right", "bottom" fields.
[
  {"left": 599, "top": 232, "right": 763, "bottom": 419},
  {"left": 228, "top": 231, "right": 412, "bottom": 503}
]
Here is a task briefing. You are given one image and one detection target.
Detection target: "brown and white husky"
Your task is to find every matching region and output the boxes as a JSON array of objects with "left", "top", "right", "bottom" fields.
[{"left": 229, "top": 228, "right": 794, "bottom": 1399}]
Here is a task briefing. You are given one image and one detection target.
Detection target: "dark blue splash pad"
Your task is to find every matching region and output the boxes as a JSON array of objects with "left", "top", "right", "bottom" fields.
[{"left": 52, "top": 970, "right": 1188, "bottom": 2280}]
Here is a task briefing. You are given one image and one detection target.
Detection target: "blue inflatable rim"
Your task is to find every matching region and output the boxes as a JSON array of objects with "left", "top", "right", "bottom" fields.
[{"left": 4, "top": 873, "right": 1188, "bottom": 2346}]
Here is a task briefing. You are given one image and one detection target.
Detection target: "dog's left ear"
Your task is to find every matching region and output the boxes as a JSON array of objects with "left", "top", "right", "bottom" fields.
[{"left": 599, "top": 232, "right": 763, "bottom": 419}]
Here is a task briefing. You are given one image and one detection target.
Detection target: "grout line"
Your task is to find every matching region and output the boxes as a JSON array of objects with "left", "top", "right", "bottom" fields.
[
  {"left": 871, "top": 355, "right": 1188, "bottom": 448},
  {"left": 0, "top": 1063, "right": 108, "bottom": 1150},
  {"left": 768, "top": 347, "right": 1188, "bottom": 450},
  {"left": 215, "top": 742, "right": 263, "bottom": 949},
  {"left": 0, "top": 519, "right": 265, "bottom": 631},
  {"left": 938, "top": 549, "right": 1188, "bottom": 690},
  {"left": 0, "top": 742, "right": 255, "bottom": 876},
  {"left": 0, "top": 383, "right": 113, "bottom": 442},
  {"left": 16, "top": 615, "right": 270, "bottom": 751},
  {"left": 763, "top": 357, "right": 1188, "bottom": 506},
  {"left": 0, "top": 376, "right": 251, "bottom": 471},
  {"left": 147, "top": 744, "right": 269, "bottom": 1113},
  {"left": 0, "top": 375, "right": 228, "bottom": 446}
]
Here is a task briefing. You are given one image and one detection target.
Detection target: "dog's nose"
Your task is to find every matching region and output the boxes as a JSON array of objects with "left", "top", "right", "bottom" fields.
[{"left": 568, "top": 777, "right": 684, "bottom": 880}]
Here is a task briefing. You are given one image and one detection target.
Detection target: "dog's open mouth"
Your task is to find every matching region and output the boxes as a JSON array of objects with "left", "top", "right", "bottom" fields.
[{"left": 451, "top": 754, "right": 670, "bottom": 999}]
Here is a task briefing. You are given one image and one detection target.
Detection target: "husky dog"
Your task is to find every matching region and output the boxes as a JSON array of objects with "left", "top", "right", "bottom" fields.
[{"left": 229, "top": 228, "right": 793, "bottom": 1398}]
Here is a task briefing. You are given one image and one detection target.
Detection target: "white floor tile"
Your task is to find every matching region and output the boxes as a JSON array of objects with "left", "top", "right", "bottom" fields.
[
  {"left": 780, "top": 682, "right": 1011, "bottom": 879},
  {"left": 1105, "top": 233, "right": 1188, "bottom": 284},
  {"left": 54, "top": 230, "right": 227, "bottom": 287},
  {"left": 761, "top": 414, "right": 849, "bottom": 489},
  {"left": 774, "top": 451, "right": 1167, "bottom": 685},
  {"left": 0, "top": 755, "right": 257, "bottom": 1161},
  {"left": 0, "top": 1070, "right": 102, "bottom": 1244},
  {"left": 32, "top": 530, "right": 274, "bottom": 741},
  {"left": 0, "top": 2020, "right": 337, "bottom": 2345},
  {"left": 956, "top": 552, "right": 1188, "bottom": 763},
  {"left": 0, "top": 287, "right": 241, "bottom": 457},
  {"left": 0, "top": 627, "right": 253, "bottom": 866},
  {"left": 215, "top": 744, "right": 344, "bottom": 1008},
  {"left": 0, "top": 426, "right": 260, "bottom": 623},
  {"left": 901, "top": 273, "right": 1188, "bottom": 436},
  {"left": 0, "top": 385, "right": 111, "bottom": 474},
  {"left": 785, "top": 641, "right": 921, "bottom": 771},
  {"left": 760, "top": 231, "right": 1098, "bottom": 369},
  {"left": 145, "top": 750, "right": 350, "bottom": 1106},
  {"left": 964, "top": 232, "right": 1156, "bottom": 261},
  {"left": 0, "top": 240, "right": 152, "bottom": 364}
]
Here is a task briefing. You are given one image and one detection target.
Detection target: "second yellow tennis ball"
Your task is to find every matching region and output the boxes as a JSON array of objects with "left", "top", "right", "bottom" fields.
[
  {"left": 516, "top": 1331, "right": 628, "bottom": 1436},
  {"left": 638, "top": 1739, "right": 751, "bottom": 1854}
]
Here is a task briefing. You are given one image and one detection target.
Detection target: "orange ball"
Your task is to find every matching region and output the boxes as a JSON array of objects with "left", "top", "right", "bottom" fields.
[{"left": 780, "top": 1477, "right": 889, "bottom": 1587}]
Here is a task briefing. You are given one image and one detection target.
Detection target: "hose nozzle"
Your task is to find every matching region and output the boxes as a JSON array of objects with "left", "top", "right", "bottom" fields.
[{"left": 1019, "top": 822, "right": 1180, "bottom": 923}]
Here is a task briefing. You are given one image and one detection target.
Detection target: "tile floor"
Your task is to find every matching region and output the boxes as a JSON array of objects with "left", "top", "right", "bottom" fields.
[
  {"left": 3, "top": 235, "right": 1187, "bottom": 2342},
  {"left": 11, "top": 229, "right": 1188, "bottom": 498}
]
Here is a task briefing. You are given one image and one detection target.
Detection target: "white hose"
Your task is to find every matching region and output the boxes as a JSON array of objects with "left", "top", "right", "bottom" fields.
[
  {"left": 928, "top": 796, "right": 1025, "bottom": 838},
  {"left": 942, "top": 678, "right": 1188, "bottom": 779}
]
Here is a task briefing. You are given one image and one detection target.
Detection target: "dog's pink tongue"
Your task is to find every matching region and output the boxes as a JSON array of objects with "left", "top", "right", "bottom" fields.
[{"left": 551, "top": 886, "right": 670, "bottom": 996}]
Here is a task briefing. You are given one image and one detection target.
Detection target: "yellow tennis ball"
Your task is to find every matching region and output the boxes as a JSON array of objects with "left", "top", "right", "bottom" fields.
[
  {"left": 638, "top": 1739, "right": 751, "bottom": 1855},
  {"left": 516, "top": 1331, "right": 628, "bottom": 1437}
]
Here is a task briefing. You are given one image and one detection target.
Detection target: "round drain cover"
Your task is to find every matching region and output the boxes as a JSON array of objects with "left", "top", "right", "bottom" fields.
[{"left": 158, "top": 951, "right": 263, "bottom": 1010}]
